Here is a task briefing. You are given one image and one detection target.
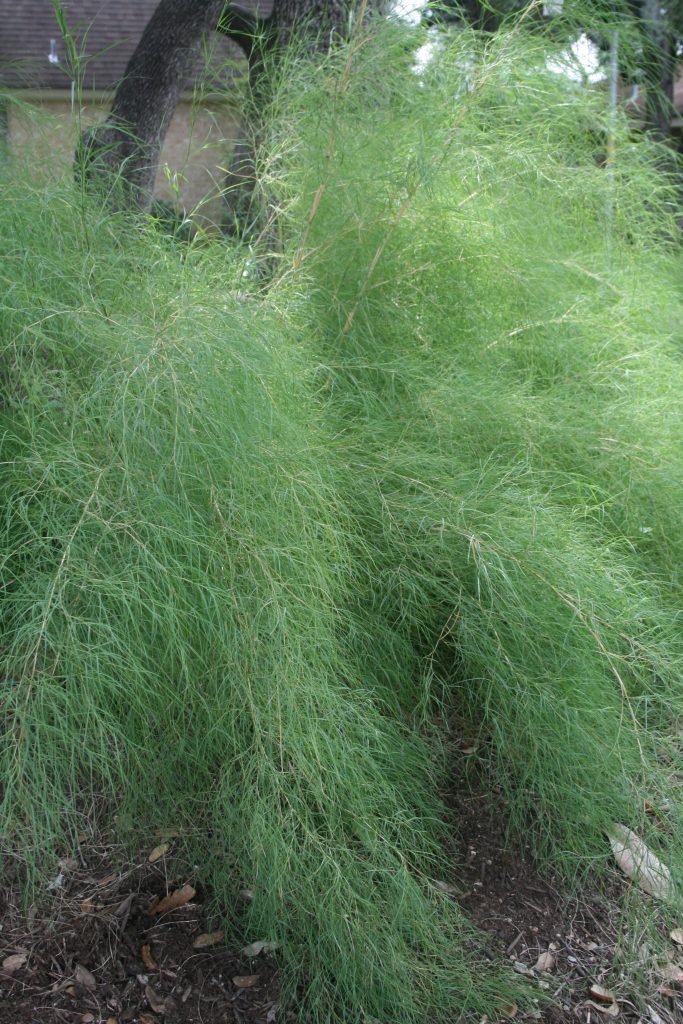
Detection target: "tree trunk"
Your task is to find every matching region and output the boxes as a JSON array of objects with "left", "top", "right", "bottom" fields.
[
  {"left": 271, "top": 0, "right": 359, "bottom": 46},
  {"left": 80, "top": 0, "right": 373, "bottom": 215},
  {"left": 79, "top": 0, "right": 229, "bottom": 210},
  {"left": 639, "top": 0, "right": 675, "bottom": 143},
  {"left": 221, "top": 0, "right": 357, "bottom": 237}
]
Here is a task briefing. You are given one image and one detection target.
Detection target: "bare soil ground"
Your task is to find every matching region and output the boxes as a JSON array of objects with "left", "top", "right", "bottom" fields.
[
  {"left": 1, "top": 783, "right": 681, "bottom": 1024},
  {"left": 449, "top": 781, "right": 683, "bottom": 1024}
]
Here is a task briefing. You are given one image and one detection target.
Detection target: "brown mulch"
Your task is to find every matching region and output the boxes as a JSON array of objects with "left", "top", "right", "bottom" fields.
[
  {"left": 1, "top": 783, "right": 682, "bottom": 1023},
  {"left": 0, "top": 840, "right": 279, "bottom": 1024}
]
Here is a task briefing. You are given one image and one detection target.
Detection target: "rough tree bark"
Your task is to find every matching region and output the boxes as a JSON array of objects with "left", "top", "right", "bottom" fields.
[
  {"left": 270, "top": 0, "right": 360, "bottom": 45},
  {"left": 78, "top": 0, "right": 230, "bottom": 209},
  {"left": 221, "top": 0, "right": 361, "bottom": 236},
  {"left": 639, "top": 0, "right": 676, "bottom": 143},
  {"left": 79, "top": 0, "right": 370, "bottom": 214}
]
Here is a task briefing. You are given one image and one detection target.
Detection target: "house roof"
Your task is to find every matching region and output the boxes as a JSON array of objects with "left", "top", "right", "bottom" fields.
[
  {"left": 0, "top": 0, "right": 268, "bottom": 91},
  {"left": 2, "top": 3, "right": 681, "bottom": 122}
]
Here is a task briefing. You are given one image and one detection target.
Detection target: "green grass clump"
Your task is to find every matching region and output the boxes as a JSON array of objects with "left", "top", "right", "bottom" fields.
[
  {"left": 2, "top": 13, "right": 683, "bottom": 1023},
  {"left": 266, "top": 21, "right": 683, "bottom": 879},
  {"left": 0, "top": 182, "right": 514, "bottom": 1020}
]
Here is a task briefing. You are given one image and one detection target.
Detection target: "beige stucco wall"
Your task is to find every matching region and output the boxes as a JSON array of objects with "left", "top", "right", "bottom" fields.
[{"left": 7, "top": 92, "right": 241, "bottom": 229}]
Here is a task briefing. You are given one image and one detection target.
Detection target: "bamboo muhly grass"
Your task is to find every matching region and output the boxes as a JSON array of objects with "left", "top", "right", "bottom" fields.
[{"left": 2, "top": 14, "right": 683, "bottom": 1024}]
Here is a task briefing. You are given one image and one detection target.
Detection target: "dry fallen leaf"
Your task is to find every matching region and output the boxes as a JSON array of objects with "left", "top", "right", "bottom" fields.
[
  {"left": 535, "top": 951, "right": 555, "bottom": 973},
  {"left": 585, "top": 1000, "right": 619, "bottom": 1017},
  {"left": 145, "top": 984, "right": 166, "bottom": 1014},
  {"left": 500, "top": 1004, "right": 518, "bottom": 1018},
  {"left": 141, "top": 944, "right": 158, "bottom": 970},
  {"left": 97, "top": 873, "right": 118, "bottom": 887},
  {"left": 242, "top": 940, "right": 279, "bottom": 957},
  {"left": 148, "top": 843, "right": 169, "bottom": 864},
  {"left": 148, "top": 884, "right": 196, "bottom": 915},
  {"left": 139, "top": 1016, "right": 156, "bottom": 1024},
  {"left": 589, "top": 984, "right": 616, "bottom": 1004},
  {"left": 75, "top": 963, "right": 97, "bottom": 990},
  {"left": 670, "top": 928, "right": 683, "bottom": 946},
  {"left": 609, "top": 824, "right": 675, "bottom": 901},
  {"left": 2, "top": 953, "right": 27, "bottom": 973},
  {"left": 433, "top": 880, "right": 458, "bottom": 895},
  {"left": 193, "top": 931, "right": 224, "bottom": 949},
  {"left": 105, "top": 1018, "right": 119, "bottom": 1024},
  {"left": 80, "top": 898, "right": 95, "bottom": 914},
  {"left": 658, "top": 962, "right": 683, "bottom": 983},
  {"left": 233, "top": 975, "right": 260, "bottom": 988},
  {"left": 80, "top": 1015, "right": 95, "bottom": 1024},
  {"left": 512, "top": 961, "right": 534, "bottom": 977}
]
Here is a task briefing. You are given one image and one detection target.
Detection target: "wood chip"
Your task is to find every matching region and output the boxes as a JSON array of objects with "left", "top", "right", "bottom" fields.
[
  {"left": 233, "top": 974, "right": 260, "bottom": 988},
  {"left": 148, "top": 884, "right": 196, "bottom": 915},
  {"left": 193, "top": 931, "right": 224, "bottom": 949},
  {"left": 2, "top": 953, "right": 27, "bottom": 972},
  {"left": 141, "top": 944, "right": 158, "bottom": 970},
  {"left": 148, "top": 843, "right": 169, "bottom": 864}
]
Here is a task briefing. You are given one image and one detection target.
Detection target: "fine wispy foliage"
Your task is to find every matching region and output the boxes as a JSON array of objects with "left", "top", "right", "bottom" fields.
[{"left": 1, "top": 13, "right": 683, "bottom": 1023}]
